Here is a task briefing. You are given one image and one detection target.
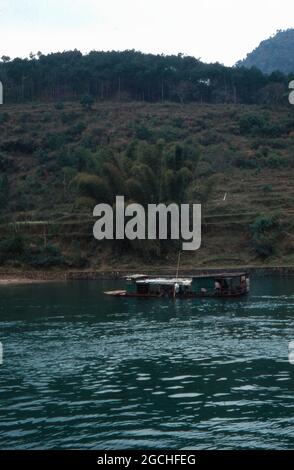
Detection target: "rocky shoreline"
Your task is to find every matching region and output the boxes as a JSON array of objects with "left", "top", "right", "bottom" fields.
[{"left": 0, "top": 266, "right": 294, "bottom": 285}]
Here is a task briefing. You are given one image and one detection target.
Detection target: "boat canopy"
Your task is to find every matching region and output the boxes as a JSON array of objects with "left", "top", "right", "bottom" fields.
[
  {"left": 136, "top": 278, "right": 192, "bottom": 287},
  {"left": 125, "top": 274, "right": 148, "bottom": 281},
  {"left": 192, "top": 272, "right": 248, "bottom": 280}
]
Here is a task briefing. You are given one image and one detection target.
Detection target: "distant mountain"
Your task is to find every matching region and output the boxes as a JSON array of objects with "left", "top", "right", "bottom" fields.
[{"left": 237, "top": 29, "right": 294, "bottom": 74}]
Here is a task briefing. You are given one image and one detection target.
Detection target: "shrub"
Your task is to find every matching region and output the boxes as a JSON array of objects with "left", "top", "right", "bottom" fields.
[
  {"left": 126, "top": 178, "right": 146, "bottom": 203},
  {"left": 102, "top": 162, "right": 126, "bottom": 194},
  {"left": 199, "top": 130, "right": 225, "bottom": 146},
  {"left": 262, "top": 184, "right": 273, "bottom": 193},
  {"left": 251, "top": 234, "right": 278, "bottom": 258},
  {"left": 55, "top": 102, "right": 64, "bottom": 110},
  {"left": 0, "top": 153, "right": 9, "bottom": 171},
  {"left": 234, "top": 154, "right": 258, "bottom": 169},
  {"left": 239, "top": 114, "right": 267, "bottom": 135},
  {"left": 0, "top": 112, "right": 9, "bottom": 124},
  {"left": 73, "top": 196, "right": 96, "bottom": 210},
  {"left": 135, "top": 125, "right": 153, "bottom": 141},
  {"left": 61, "top": 112, "right": 80, "bottom": 124},
  {"left": 34, "top": 148, "right": 48, "bottom": 163},
  {"left": 0, "top": 174, "right": 9, "bottom": 209},
  {"left": 201, "top": 174, "right": 221, "bottom": 203},
  {"left": 156, "top": 125, "right": 186, "bottom": 142},
  {"left": 265, "top": 153, "right": 287, "bottom": 169},
  {"left": 71, "top": 173, "right": 112, "bottom": 202},
  {"left": 66, "top": 122, "right": 86, "bottom": 138},
  {"left": 239, "top": 113, "right": 290, "bottom": 138},
  {"left": 1, "top": 139, "right": 37, "bottom": 154},
  {"left": 80, "top": 95, "right": 95, "bottom": 110},
  {"left": 23, "top": 244, "right": 66, "bottom": 268},
  {"left": 0, "top": 235, "right": 24, "bottom": 256},
  {"left": 43, "top": 133, "right": 68, "bottom": 151},
  {"left": 250, "top": 213, "right": 281, "bottom": 259},
  {"left": 251, "top": 213, "right": 280, "bottom": 235}
]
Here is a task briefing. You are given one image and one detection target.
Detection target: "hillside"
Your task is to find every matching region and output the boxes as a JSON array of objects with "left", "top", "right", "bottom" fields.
[
  {"left": 238, "top": 29, "right": 294, "bottom": 74},
  {"left": 0, "top": 100, "right": 294, "bottom": 272}
]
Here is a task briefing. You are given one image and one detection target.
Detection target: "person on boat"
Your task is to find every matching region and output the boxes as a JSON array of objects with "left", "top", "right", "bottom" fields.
[
  {"left": 174, "top": 283, "right": 180, "bottom": 298},
  {"left": 215, "top": 280, "right": 221, "bottom": 295},
  {"left": 241, "top": 277, "right": 246, "bottom": 292}
]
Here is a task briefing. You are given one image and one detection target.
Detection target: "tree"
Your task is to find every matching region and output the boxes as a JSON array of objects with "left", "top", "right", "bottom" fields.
[
  {"left": 80, "top": 94, "right": 95, "bottom": 110},
  {"left": 0, "top": 174, "right": 9, "bottom": 209},
  {"left": 71, "top": 173, "right": 112, "bottom": 203}
]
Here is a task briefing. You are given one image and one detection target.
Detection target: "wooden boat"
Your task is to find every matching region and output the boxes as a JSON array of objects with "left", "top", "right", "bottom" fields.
[{"left": 104, "top": 272, "right": 250, "bottom": 299}]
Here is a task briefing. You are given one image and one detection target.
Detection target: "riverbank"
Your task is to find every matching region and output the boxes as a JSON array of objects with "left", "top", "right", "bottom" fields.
[{"left": 1, "top": 266, "right": 294, "bottom": 284}]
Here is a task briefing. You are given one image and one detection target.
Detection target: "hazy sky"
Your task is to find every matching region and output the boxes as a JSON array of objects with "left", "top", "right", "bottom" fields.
[{"left": 0, "top": 0, "right": 293, "bottom": 65}]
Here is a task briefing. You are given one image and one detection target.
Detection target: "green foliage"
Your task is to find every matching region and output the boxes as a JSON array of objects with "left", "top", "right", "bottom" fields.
[
  {"left": 66, "top": 122, "right": 87, "bottom": 138},
  {"left": 0, "top": 234, "right": 68, "bottom": 268},
  {"left": 122, "top": 138, "right": 201, "bottom": 204},
  {"left": 0, "top": 235, "right": 24, "bottom": 262},
  {"left": 57, "top": 146, "right": 100, "bottom": 172},
  {"left": 251, "top": 213, "right": 280, "bottom": 235},
  {"left": 0, "top": 153, "right": 9, "bottom": 171},
  {"left": 239, "top": 114, "right": 267, "bottom": 136},
  {"left": 0, "top": 112, "right": 9, "bottom": 124},
  {"left": 129, "top": 163, "right": 157, "bottom": 203},
  {"left": 262, "top": 184, "right": 273, "bottom": 193},
  {"left": 44, "top": 132, "right": 68, "bottom": 151},
  {"left": 250, "top": 213, "right": 281, "bottom": 258},
  {"left": 34, "top": 148, "right": 48, "bottom": 163},
  {"left": 1, "top": 139, "right": 37, "bottom": 154},
  {"left": 199, "top": 130, "right": 225, "bottom": 146},
  {"left": 251, "top": 234, "right": 278, "bottom": 258},
  {"left": 201, "top": 174, "right": 221, "bottom": 203},
  {"left": 17, "top": 174, "right": 43, "bottom": 196},
  {"left": 0, "top": 48, "right": 291, "bottom": 105},
  {"left": 61, "top": 111, "right": 80, "bottom": 124},
  {"left": 73, "top": 196, "right": 96, "bottom": 210},
  {"left": 102, "top": 162, "right": 126, "bottom": 194},
  {"left": 23, "top": 243, "right": 66, "bottom": 268},
  {"left": 125, "top": 178, "right": 146, "bottom": 203},
  {"left": 239, "top": 114, "right": 293, "bottom": 138},
  {"left": 55, "top": 101, "right": 64, "bottom": 110},
  {"left": 134, "top": 125, "right": 153, "bottom": 141},
  {"left": 266, "top": 153, "right": 287, "bottom": 169},
  {"left": 80, "top": 95, "right": 95, "bottom": 110},
  {"left": 156, "top": 125, "right": 186, "bottom": 142},
  {"left": 0, "top": 174, "right": 9, "bottom": 209},
  {"left": 71, "top": 173, "right": 112, "bottom": 203}
]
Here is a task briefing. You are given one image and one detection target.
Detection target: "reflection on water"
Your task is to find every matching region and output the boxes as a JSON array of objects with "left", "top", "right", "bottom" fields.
[{"left": 0, "top": 276, "right": 294, "bottom": 449}]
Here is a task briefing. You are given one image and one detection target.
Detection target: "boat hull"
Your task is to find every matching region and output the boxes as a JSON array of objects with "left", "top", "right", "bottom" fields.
[{"left": 104, "top": 290, "right": 248, "bottom": 298}]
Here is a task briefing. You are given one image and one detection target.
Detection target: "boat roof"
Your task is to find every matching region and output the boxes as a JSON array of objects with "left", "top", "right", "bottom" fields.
[
  {"left": 125, "top": 274, "right": 148, "bottom": 280},
  {"left": 136, "top": 278, "right": 192, "bottom": 286},
  {"left": 193, "top": 272, "right": 248, "bottom": 280}
]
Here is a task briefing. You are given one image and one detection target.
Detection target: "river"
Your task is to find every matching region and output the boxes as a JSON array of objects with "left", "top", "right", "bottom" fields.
[{"left": 0, "top": 276, "right": 294, "bottom": 449}]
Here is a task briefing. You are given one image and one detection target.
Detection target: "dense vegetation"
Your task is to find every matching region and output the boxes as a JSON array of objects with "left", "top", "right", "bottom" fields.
[
  {"left": 0, "top": 98, "right": 293, "bottom": 270},
  {"left": 238, "top": 29, "right": 294, "bottom": 75},
  {"left": 0, "top": 49, "right": 293, "bottom": 106}
]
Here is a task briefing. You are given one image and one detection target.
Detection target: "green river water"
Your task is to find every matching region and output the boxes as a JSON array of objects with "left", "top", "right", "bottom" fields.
[{"left": 0, "top": 276, "right": 294, "bottom": 449}]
